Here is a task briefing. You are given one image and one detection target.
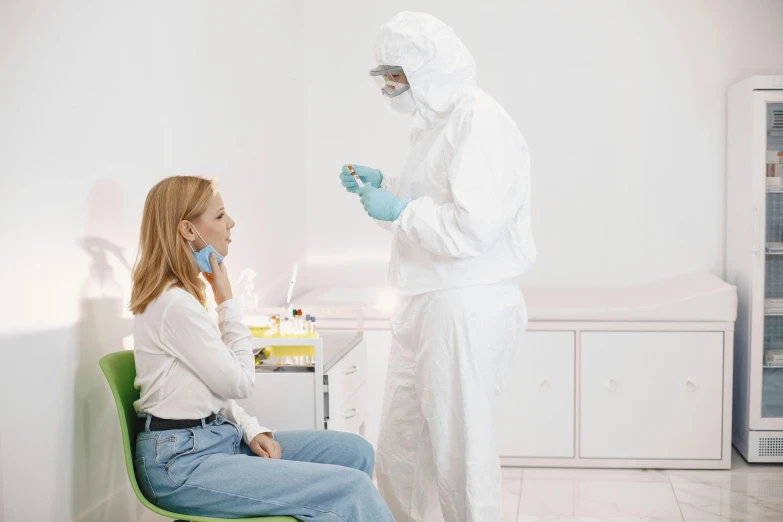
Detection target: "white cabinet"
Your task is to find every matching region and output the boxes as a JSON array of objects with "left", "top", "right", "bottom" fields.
[
  {"left": 495, "top": 331, "right": 575, "bottom": 458},
  {"left": 236, "top": 371, "right": 319, "bottom": 431},
  {"left": 580, "top": 332, "right": 724, "bottom": 460},
  {"left": 324, "top": 343, "right": 368, "bottom": 435},
  {"left": 497, "top": 318, "right": 733, "bottom": 469},
  {"left": 299, "top": 283, "right": 734, "bottom": 469}
]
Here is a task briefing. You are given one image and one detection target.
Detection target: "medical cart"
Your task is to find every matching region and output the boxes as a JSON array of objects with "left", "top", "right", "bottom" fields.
[{"left": 235, "top": 330, "right": 368, "bottom": 435}]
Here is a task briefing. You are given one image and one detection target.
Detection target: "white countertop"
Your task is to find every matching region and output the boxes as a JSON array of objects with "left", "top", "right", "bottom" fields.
[{"left": 296, "top": 271, "right": 738, "bottom": 323}]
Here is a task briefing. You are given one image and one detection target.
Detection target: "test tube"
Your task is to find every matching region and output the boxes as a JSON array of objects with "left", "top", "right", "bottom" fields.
[
  {"left": 306, "top": 314, "right": 311, "bottom": 334},
  {"left": 311, "top": 316, "right": 317, "bottom": 334},
  {"left": 291, "top": 310, "right": 297, "bottom": 333},
  {"left": 347, "top": 165, "right": 364, "bottom": 189}
]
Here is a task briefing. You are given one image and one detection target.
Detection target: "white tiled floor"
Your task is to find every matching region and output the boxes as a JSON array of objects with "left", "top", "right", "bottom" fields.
[{"left": 501, "top": 449, "right": 783, "bottom": 522}]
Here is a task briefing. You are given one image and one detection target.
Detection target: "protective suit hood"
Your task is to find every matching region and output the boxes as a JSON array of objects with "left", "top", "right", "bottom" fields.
[{"left": 375, "top": 12, "right": 477, "bottom": 128}]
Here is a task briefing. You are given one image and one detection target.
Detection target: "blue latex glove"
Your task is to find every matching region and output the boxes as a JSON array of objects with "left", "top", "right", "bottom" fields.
[
  {"left": 339, "top": 164, "right": 383, "bottom": 193},
  {"left": 359, "top": 185, "right": 411, "bottom": 222}
]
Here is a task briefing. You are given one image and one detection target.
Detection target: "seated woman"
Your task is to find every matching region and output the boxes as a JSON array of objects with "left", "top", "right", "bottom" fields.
[{"left": 129, "top": 175, "right": 394, "bottom": 521}]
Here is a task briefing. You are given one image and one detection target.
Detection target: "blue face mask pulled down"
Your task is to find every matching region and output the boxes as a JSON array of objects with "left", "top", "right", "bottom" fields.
[{"left": 189, "top": 225, "right": 225, "bottom": 274}]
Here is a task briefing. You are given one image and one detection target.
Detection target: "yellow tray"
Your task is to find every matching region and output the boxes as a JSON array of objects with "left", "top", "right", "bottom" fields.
[
  {"left": 260, "top": 332, "right": 320, "bottom": 339},
  {"left": 270, "top": 345, "right": 315, "bottom": 357},
  {"left": 259, "top": 331, "right": 320, "bottom": 357}
]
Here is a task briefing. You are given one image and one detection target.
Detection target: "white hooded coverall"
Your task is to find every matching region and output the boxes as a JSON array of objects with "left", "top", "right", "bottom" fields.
[{"left": 373, "top": 11, "right": 537, "bottom": 522}]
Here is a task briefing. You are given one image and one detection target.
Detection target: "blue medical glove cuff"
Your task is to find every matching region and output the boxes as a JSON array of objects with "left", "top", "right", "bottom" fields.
[{"left": 391, "top": 197, "right": 411, "bottom": 221}]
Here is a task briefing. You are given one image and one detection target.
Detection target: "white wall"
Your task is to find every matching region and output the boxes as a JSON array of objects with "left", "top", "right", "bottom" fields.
[
  {"left": 0, "top": 1, "right": 303, "bottom": 521},
  {"left": 3, "top": 1, "right": 783, "bottom": 521},
  {"left": 302, "top": 0, "right": 783, "bottom": 289}
]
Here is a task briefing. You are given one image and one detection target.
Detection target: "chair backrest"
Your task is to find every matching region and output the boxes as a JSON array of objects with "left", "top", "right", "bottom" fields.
[{"left": 98, "top": 350, "right": 149, "bottom": 505}]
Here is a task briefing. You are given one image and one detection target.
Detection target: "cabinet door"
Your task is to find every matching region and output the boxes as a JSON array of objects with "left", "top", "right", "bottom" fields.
[
  {"left": 751, "top": 91, "right": 783, "bottom": 431},
  {"left": 495, "top": 331, "right": 575, "bottom": 458},
  {"left": 332, "top": 341, "right": 367, "bottom": 401},
  {"left": 236, "top": 373, "right": 316, "bottom": 430},
  {"left": 328, "top": 383, "right": 368, "bottom": 435},
  {"left": 325, "top": 342, "right": 367, "bottom": 415},
  {"left": 581, "top": 332, "right": 724, "bottom": 460}
]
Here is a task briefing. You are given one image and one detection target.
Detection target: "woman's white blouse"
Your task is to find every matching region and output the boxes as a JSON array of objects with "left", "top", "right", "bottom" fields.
[{"left": 133, "top": 287, "right": 269, "bottom": 443}]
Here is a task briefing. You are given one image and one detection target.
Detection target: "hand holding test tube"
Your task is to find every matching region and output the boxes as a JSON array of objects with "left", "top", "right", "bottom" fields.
[{"left": 347, "top": 165, "right": 364, "bottom": 189}]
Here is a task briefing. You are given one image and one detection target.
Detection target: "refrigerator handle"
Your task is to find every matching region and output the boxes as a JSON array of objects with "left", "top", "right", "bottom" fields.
[{"left": 753, "top": 207, "right": 761, "bottom": 255}]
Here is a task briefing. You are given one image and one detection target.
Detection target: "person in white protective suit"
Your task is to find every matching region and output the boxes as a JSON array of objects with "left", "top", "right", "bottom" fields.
[{"left": 338, "top": 12, "right": 536, "bottom": 522}]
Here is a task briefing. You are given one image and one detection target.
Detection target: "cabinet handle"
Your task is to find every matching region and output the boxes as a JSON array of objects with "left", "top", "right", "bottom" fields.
[
  {"left": 538, "top": 379, "right": 550, "bottom": 392},
  {"left": 686, "top": 379, "right": 699, "bottom": 392},
  {"left": 607, "top": 378, "right": 618, "bottom": 391},
  {"left": 343, "top": 408, "right": 359, "bottom": 419},
  {"left": 344, "top": 365, "right": 360, "bottom": 375}
]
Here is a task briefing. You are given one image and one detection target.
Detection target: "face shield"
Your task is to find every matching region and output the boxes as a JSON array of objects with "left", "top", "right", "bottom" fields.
[{"left": 369, "top": 65, "right": 410, "bottom": 98}]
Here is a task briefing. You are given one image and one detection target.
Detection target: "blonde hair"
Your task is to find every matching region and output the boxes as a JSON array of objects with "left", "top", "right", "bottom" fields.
[{"left": 129, "top": 176, "right": 216, "bottom": 315}]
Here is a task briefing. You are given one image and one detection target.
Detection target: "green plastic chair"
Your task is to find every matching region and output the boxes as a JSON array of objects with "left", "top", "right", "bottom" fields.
[{"left": 99, "top": 350, "right": 297, "bottom": 522}]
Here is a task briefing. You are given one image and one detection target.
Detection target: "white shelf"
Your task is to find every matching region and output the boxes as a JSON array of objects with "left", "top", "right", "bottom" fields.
[
  {"left": 764, "top": 299, "right": 783, "bottom": 315},
  {"left": 766, "top": 242, "right": 783, "bottom": 254},
  {"left": 764, "top": 348, "right": 783, "bottom": 368}
]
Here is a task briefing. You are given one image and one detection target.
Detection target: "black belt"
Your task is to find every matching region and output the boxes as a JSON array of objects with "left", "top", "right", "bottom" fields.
[{"left": 137, "top": 413, "right": 217, "bottom": 432}]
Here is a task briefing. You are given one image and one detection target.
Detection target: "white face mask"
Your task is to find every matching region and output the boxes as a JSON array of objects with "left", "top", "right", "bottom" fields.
[{"left": 385, "top": 89, "right": 417, "bottom": 116}]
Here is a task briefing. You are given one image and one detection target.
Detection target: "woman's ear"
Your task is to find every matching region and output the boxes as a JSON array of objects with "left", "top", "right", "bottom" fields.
[{"left": 178, "top": 220, "right": 196, "bottom": 242}]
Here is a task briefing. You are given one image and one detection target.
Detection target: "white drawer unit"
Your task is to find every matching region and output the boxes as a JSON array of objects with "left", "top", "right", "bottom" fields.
[
  {"left": 580, "top": 331, "right": 724, "bottom": 460},
  {"left": 325, "top": 341, "right": 367, "bottom": 412},
  {"left": 327, "top": 382, "right": 369, "bottom": 434},
  {"left": 495, "top": 331, "right": 575, "bottom": 458},
  {"left": 236, "top": 331, "right": 368, "bottom": 436}
]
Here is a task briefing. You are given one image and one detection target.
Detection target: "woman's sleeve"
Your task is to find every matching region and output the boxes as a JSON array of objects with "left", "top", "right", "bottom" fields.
[{"left": 220, "top": 399, "right": 272, "bottom": 445}]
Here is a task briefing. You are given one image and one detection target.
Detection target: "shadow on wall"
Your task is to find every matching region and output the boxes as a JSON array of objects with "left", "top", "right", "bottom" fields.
[
  {"left": 0, "top": 179, "right": 149, "bottom": 521},
  {"left": 70, "top": 180, "right": 140, "bottom": 522},
  {"left": 71, "top": 242, "right": 135, "bottom": 521}
]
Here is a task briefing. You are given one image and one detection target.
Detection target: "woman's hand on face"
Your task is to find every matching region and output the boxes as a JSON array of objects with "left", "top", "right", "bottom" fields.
[
  {"left": 202, "top": 253, "right": 233, "bottom": 304},
  {"left": 249, "top": 433, "right": 282, "bottom": 459}
]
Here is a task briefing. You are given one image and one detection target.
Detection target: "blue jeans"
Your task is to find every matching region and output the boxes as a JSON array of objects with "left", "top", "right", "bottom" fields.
[{"left": 134, "top": 414, "right": 394, "bottom": 521}]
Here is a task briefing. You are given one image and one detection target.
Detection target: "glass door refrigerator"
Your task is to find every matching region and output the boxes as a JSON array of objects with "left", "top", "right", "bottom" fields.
[{"left": 727, "top": 75, "right": 783, "bottom": 462}]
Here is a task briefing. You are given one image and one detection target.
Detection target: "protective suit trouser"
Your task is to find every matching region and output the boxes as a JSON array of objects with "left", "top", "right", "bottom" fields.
[{"left": 376, "top": 282, "right": 526, "bottom": 522}]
